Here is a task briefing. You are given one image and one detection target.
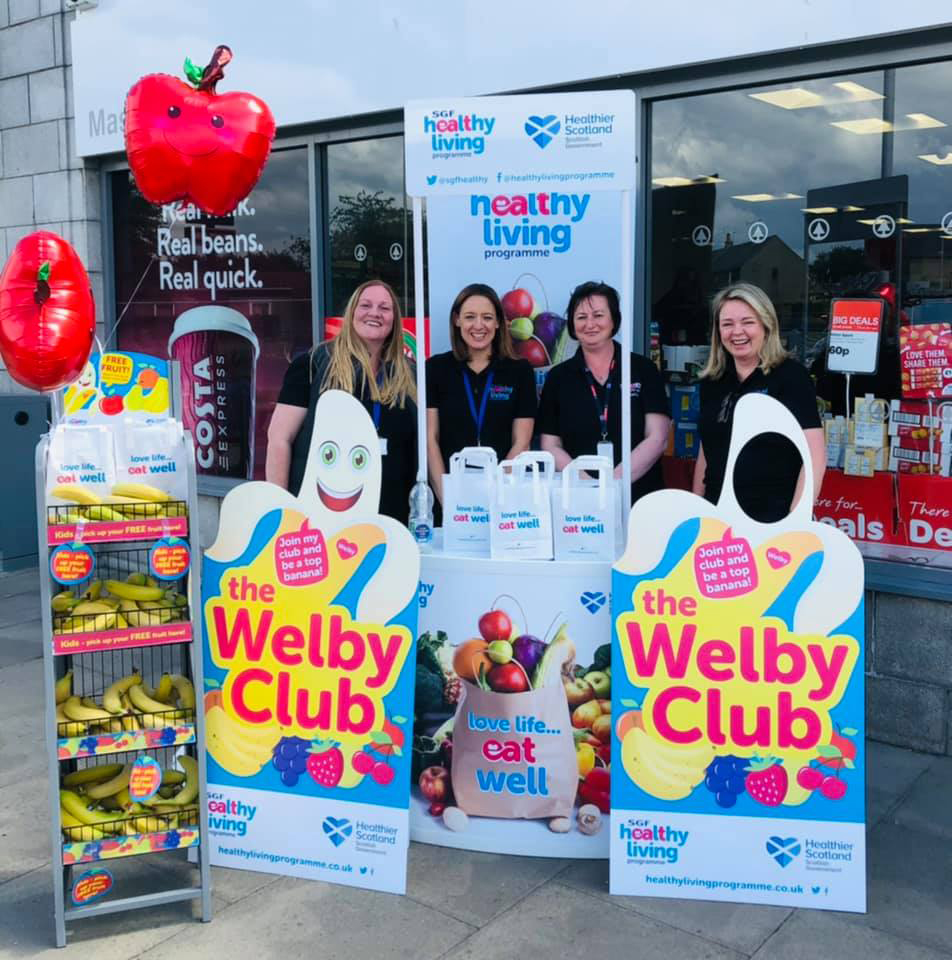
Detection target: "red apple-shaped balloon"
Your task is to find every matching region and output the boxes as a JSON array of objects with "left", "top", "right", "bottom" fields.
[
  {"left": 502, "top": 288, "right": 534, "bottom": 322},
  {"left": 125, "top": 45, "right": 276, "bottom": 216},
  {"left": 0, "top": 231, "right": 95, "bottom": 392}
]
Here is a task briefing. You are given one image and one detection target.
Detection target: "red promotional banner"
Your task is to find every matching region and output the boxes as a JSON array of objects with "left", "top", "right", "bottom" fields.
[
  {"left": 814, "top": 469, "right": 898, "bottom": 546},
  {"left": 897, "top": 474, "right": 952, "bottom": 552},
  {"left": 899, "top": 323, "right": 952, "bottom": 398}
]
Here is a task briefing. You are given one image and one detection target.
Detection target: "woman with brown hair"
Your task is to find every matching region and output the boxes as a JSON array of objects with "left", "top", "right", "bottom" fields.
[
  {"left": 425, "top": 283, "right": 536, "bottom": 503},
  {"left": 693, "top": 282, "right": 825, "bottom": 522},
  {"left": 266, "top": 279, "right": 417, "bottom": 523}
]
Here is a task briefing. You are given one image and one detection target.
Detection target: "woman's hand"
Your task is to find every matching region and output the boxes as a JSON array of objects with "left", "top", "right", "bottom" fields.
[
  {"left": 426, "top": 408, "right": 446, "bottom": 504},
  {"left": 265, "top": 403, "right": 307, "bottom": 489},
  {"left": 615, "top": 413, "right": 670, "bottom": 482},
  {"left": 505, "top": 417, "right": 535, "bottom": 461},
  {"left": 692, "top": 444, "right": 707, "bottom": 498},
  {"left": 540, "top": 433, "right": 573, "bottom": 471}
]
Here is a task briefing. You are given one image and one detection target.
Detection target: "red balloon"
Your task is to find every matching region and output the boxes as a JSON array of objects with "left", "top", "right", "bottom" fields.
[
  {"left": 0, "top": 231, "right": 96, "bottom": 393},
  {"left": 125, "top": 46, "right": 276, "bottom": 216}
]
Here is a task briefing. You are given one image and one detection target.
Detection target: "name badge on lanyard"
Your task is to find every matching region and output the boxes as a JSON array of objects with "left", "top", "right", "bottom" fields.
[{"left": 463, "top": 369, "right": 494, "bottom": 446}]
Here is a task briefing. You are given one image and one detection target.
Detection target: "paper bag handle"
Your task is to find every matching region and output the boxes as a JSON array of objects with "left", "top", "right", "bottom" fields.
[
  {"left": 450, "top": 446, "right": 498, "bottom": 475},
  {"left": 513, "top": 450, "right": 555, "bottom": 479},
  {"left": 562, "top": 455, "right": 612, "bottom": 507},
  {"left": 717, "top": 393, "right": 815, "bottom": 525}
]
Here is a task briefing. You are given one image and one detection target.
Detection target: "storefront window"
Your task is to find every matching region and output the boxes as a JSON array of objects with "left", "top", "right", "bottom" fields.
[
  {"left": 112, "top": 147, "right": 312, "bottom": 485},
  {"left": 325, "top": 136, "right": 420, "bottom": 317},
  {"left": 650, "top": 62, "right": 952, "bottom": 571}
]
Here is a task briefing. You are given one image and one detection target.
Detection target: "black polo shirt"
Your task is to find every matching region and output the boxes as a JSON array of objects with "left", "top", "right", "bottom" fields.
[
  {"left": 277, "top": 346, "right": 417, "bottom": 525},
  {"left": 699, "top": 357, "right": 821, "bottom": 523},
  {"left": 425, "top": 351, "right": 537, "bottom": 465},
  {"left": 537, "top": 342, "right": 669, "bottom": 502}
]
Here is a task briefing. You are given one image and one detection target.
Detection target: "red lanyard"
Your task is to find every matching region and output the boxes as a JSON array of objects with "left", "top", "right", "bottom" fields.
[{"left": 583, "top": 358, "right": 615, "bottom": 441}]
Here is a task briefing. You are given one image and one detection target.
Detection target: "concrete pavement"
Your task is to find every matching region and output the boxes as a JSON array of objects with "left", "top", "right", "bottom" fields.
[{"left": 1, "top": 567, "right": 950, "bottom": 958}]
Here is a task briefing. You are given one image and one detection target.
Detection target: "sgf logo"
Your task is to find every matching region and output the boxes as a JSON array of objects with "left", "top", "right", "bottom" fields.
[{"left": 525, "top": 115, "right": 561, "bottom": 148}]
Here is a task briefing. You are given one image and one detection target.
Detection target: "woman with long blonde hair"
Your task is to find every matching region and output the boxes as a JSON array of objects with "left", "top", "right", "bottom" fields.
[
  {"left": 692, "top": 282, "right": 824, "bottom": 521},
  {"left": 267, "top": 279, "right": 418, "bottom": 523}
]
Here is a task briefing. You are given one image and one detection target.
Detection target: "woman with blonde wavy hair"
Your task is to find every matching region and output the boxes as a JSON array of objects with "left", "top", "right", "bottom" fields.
[
  {"left": 692, "top": 282, "right": 824, "bottom": 522},
  {"left": 267, "top": 279, "right": 418, "bottom": 523}
]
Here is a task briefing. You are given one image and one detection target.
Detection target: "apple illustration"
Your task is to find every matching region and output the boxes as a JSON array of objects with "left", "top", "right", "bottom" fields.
[
  {"left": 563, "top": 676, "right": 595, "bottom": 709},
  {"left": 487, "top": 662, "right": 530, "bottom": 693},
  {"left": 591, "top": 714, "right": 612, "bottom": 744},
  {"left": 502, "top": 288, "right": 534, "bottom": 322},
  {"left": 487, "top": 640, "right": 513, "bottom": 665},
  {"left": 125, "top": 46, "right": 276, "bottom": 216},
  {"left": 514, "top": 336, "right": 550, "bottom": 368},
  {"left": 478, "top": 609, "right": 512, "bottom": 644},
  {"left": 583, "top": 670, "right": 611, "bottom": 698},
  {"left": 99, "top": 394, "right": 125, "bottom": 416},
  {"left": 418, "top": 765, "right": 451, "bottom": 803},
  {"left": 510, "top": 316, "right": 534, "bottom": 341}
]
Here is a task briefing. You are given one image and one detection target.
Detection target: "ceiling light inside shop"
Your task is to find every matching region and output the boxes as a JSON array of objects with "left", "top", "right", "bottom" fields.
[
  {"left": 856, "top": 217, "right": 914, "bottom": 225},
  {"left": 801, "top": 205, "right": 865, "bottom": 213},
  {"left": 652, "top": 175, "right": 725, "bottom": 187},
  {"left": 832, "top": 113, "right": 946, "bottom": 134},
  {"left": 732, "top": 193, "right": 802, "bottom": 202},
  {"left": 750, "top": 81, "right": 883, "bottom": 110},
  {"left": 919, "top": 153, "right": 952, "bottom": 165},
  {"left": 903, "top": 227, "right": 936, "bottom": 233}
]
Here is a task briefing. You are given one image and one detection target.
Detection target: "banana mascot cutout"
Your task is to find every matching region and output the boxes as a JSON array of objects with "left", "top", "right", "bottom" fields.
[
  {"left": 203, "top": 390, "right": 420, "bottom": 781},
  {"left": 613, "top": 394, "right": 864, "bottom": 810}
]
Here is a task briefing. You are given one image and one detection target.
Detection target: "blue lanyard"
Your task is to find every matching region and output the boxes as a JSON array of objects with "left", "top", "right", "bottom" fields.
[
  {"left": 583, "top": 358, "right": 615, "bottom": 440},
  {"left": 462, "top": 369, "right": 494, "bottom": 445},
  {"left": 368, "top": 366, "right": 385, "bottom": 431}
]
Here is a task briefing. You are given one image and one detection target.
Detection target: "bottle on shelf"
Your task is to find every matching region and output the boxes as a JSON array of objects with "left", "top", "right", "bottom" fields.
[{"left": 408, "top": 480, "right": 434, "bottom": 546}]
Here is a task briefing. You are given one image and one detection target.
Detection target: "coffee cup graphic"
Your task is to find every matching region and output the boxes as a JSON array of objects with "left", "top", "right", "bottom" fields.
[{"left": 168, "top": 306, "right": 260, "bottom": 479}]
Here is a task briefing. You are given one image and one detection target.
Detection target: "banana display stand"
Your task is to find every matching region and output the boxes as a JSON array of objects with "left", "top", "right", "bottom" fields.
[{"left": 35, "top": 428, "right": 211, "bottom": 947}]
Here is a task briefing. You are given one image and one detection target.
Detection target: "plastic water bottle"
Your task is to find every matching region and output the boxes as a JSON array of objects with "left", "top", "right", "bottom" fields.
[{"left": 408, "top": 480, "right": 434, "bottom": 546}]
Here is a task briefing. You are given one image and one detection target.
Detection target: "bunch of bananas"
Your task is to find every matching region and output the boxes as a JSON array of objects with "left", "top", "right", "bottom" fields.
[
  {"left": 49, "top": 482, "right": 186, "bottom": 523},
  {"left": 52, "top": 572, "right": 188, "bottom": 634},
  {"left": 54, "top": 669, "right": 196, "bottom": 737},
  {"left": 60, "top": 755, "right": 199, "bottom": 839}
]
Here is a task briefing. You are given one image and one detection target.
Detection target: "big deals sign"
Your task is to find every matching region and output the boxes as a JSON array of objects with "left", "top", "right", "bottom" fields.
[{"left": 610, "top": 395, "right": 867, "bottom": 913}]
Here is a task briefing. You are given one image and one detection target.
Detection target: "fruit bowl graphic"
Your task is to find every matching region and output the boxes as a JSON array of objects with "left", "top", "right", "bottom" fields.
[{"left": 501, "top": 274, "right": 570, "bottom": 369}]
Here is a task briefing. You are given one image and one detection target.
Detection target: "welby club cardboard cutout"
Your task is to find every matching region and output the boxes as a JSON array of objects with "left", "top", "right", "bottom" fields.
[
  {"left": 202, "top": 390, "right": 420, "bottom": 893},
  {"left": 610, "top": 394, "right": 866, "bottom": 912}
]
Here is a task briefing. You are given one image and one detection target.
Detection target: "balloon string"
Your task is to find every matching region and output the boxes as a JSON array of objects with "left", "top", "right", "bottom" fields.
[{"left": 103, "top": 254, "right": 157, "bottom": 346}]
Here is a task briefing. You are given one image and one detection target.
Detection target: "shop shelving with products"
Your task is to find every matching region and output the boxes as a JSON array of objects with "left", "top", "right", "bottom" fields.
[{"left": 36, "top": 430, "right": 212, "bottom": 948}]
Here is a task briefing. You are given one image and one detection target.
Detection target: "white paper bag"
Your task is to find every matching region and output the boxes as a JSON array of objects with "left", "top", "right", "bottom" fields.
[
  {"left": 553, "top": 456, "right": 616, "bottom": 560},
  {"left": 490, "top": 451, "right": 554, "bottom": 560},
  {"left": 442, "top": 446, "right": 497, "bottom": 555},
  {"left": 114, "top": 418, "right": 188, "bottom": 501},
  {"left": 46, "top": 424, "right": 117, "bottom": 500}
]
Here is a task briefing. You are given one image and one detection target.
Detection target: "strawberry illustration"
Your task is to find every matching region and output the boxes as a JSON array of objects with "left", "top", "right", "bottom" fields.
[
  {"left": 306, "top": 741, "right": 343, "bottom": 788},
  {"left": 745, "top": 757, "right": 788, "bottom": 806}
]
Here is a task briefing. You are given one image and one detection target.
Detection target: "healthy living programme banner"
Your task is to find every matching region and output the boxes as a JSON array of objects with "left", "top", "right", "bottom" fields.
[
  {"left": 610, "top": 395, "right": 867, "bottom": 913},
  {"left": 201, "top": 390, "right": 420, "bottom": 894}
]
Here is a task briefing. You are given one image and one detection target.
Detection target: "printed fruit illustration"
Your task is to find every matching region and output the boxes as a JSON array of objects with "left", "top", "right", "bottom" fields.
[
  {"left": 745, "top": 758, "right": 788, "bottom": 807},
  {"left": 369, "top": 717, "right": 406, "bottom": 757},
  {"left": 478, "top": 609, "right": 512, "bottom": 644},
  {"left": 511, "top": 634, "right": 546, "bottom": 673},
  {"left": 206, "top": 701, "right": 279, "bottom": 777},
  {"left": 419, "top": 765, "right": 451, "bottom": 803},
  {"left": 703, "top": 755, "right": 748, "bottom": 808},
  {"left": 816, "top": 727, "right": 858, "bottom": 771},
  {"left": 0, "top": 231, "right": 95, "bottom": 392},
  {"left": 563, "top": 676, "right": 594, "bottom": 708},
  {"left": 576, "top": 742, "right": 596, "bottom": 777},
  {"left": 452, "top": 638, "right": 493, "bottom": 683},
  {"left": 820, "top": 775, "right": 847, "bottom": 800},
  {"left": 99, "top": 394, "right": 125, "bottom": 416},
  {"left": 138, "top": 367, "right": 160, "bottom": 390},
  {"left": 371, "top": 761, "right": 396, "bottom": 786},
  {"left": 796, "top": 765, "right": 825, "bottom": 791},
  {"left": 124, "top": 46, "right": 276, "bottom": 216},
  {"left": 578, "top": 767, "right": 611, "bottom": 813},
  {"left": 533, "top": 311, "right": 566, "bottom": 353},
  {"left": 510, "top": 316, "right": 534, "bottom": 341},
  {"left": 591, "top": 714, "right": 612, "bottom": 744},
  {"left": 621, "top": 726, "right": 714, "bottom": 801},
  {"left": 487, "top": 639, "right": 513, "bottom": 664},
  {"left": 306, "top": 742, "right": 344, "bottom": 788},
  {"left": 514, "top": 335, "right": 550, "bottom": 368},
  {"left": 583, "top": 669, "right": 610, "bottom": 698},
  {"left": 502, "top": 288, "right": 534, "bottom": 321},
  {"left": 271, "top": 737, "right": 311, "bottom": 787},
  {"left": 487, "top": 662, "right": 530, "bottom": 694},
  {"left": 615, "top": 709, "right": 643, "bottom": 742},
  {"left": 571, "top": 698, "right": 611, "bottom": 729},
  {"left": 352, "top": 750, "right": 375, "bottom": 775}
]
